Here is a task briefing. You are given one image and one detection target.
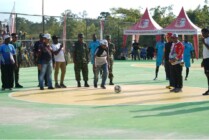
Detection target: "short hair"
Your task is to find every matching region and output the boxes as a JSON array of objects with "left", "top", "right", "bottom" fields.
[{"left": 201, "top": 28, "right": 209, "bottom": 33}]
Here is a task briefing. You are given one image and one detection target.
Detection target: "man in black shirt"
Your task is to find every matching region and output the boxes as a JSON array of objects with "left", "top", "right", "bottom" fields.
[
  {"left": 132, "top": 40, "right": 140, "bottom": 60},
  {"left": 163, "top": 32, "right": 174, "bottom": 89}
]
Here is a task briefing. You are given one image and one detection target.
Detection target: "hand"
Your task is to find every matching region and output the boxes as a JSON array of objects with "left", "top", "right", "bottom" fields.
[
  {"left": 38, "top": 64, "right": 41, "bottom": 70},
  {"left": 201, "top": 61, "right": 204, "bottom": 68}
]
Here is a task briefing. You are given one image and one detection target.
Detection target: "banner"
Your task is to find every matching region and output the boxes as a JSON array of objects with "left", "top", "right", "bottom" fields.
[{"left": 9, "top": 2, "right": 16, "bottom": 34}]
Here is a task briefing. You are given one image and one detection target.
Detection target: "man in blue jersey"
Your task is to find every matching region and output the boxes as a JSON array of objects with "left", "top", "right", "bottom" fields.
[
  {"left": 154, "top": 34, "right": 166, "bottom": 80},
  {"left": 88, "top": 34, "right": 100, "bottom": 75},
  {"left": 182, "top": 35, "right": 194, "bottom": 80}
]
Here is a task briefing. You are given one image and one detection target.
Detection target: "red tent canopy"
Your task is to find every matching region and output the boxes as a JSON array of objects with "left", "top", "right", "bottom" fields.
[
  {"left": 124, "top": 8, "right": 162, "bottom": 35},
  {"left": 161, "top": 7, "right": 201, "bottom": 59}
]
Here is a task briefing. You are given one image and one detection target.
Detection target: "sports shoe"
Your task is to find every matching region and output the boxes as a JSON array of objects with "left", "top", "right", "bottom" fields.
[
  {"left": 60, "top": 84, "right": 67, "bottom": 88},
  {"left": 55, "top": 83, "right": 61, "bottom": 88},
  {"left": 48, "top": 87, "right": 55, "bottom": 90},
  {"left": 94, "top": 84, "right": 97, "bottom": 88},
  {"left": 40, "top": 87, "right": 44, "bottom": 90},
  {"left": 174, "top": 88, "right": 182, "bottom": 93},
  {"left": 203, "top": 90, "right": 209, "bottom": 96}
]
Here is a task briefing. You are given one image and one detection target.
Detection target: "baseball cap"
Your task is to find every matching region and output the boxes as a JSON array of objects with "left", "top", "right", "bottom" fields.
[
  {"left": 3, "top": 35, "right": 10, "bottom": 40},
  {"left": 43, "top": 33, "right": 51, "bottom": 40},
  {"left": 172, "top": 33, "right": 178, "bottom": 38},
  {"left": 166, "top": 32, "right": 172, "bottom": 37},
  {"left": 100, "top": 39, "right": 108, "bottom": 46},
  {"left": 52, "top": 35, "right": 60, "bottom": 40}
]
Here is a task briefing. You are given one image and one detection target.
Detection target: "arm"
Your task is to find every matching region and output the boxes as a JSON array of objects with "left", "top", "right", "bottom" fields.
[{"left": 53, "top": 44, "right": 63, "bottom": 55}]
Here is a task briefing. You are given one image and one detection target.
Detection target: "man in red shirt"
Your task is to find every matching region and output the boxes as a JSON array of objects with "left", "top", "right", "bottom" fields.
[{"left": 169, "top": 33, "right": 184, "bottom": 93}]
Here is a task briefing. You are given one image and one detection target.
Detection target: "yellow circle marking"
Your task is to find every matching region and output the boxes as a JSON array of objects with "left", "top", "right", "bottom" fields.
[{"left": 11, "top": 85, "right": 209, "bottom": 105}]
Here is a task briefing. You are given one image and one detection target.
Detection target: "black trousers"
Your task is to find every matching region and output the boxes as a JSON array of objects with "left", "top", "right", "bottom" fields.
[
  {"left": 165, "top": 61, "right": 174, "bottom": 86},
  {"left": 170, "top": 64, "right": 183, "bottom": 88},
  {"left": 1, "top": 64, "right": 14, "bottom": 89},
  {"left": 14, "top": 64, "right": 20, "bottom": 85}
]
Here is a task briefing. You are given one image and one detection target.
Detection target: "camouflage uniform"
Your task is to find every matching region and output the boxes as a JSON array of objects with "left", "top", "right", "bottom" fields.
[
  {"left": 10, "top": 33, "right": 23, "bottom": 88},
  {"left": 73, "top": 33, "right": 89, "bottom": 87},
  {"left": 106, "top": 35, "right": 115, "bottom": 85}
]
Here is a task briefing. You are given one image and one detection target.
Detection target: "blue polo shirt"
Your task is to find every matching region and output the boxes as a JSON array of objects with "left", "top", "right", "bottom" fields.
[
  {"left": 89, "top": 40, "right": 100, "bottom": 64},
  {"left": 155, "top": 41, "right": 165, "bottom": 66},
  {"left": 0, "top": 43, "right": 16, "bottom": 64},
  {"left": 183, "top": 41, "right": 194, "bottom": 67}
]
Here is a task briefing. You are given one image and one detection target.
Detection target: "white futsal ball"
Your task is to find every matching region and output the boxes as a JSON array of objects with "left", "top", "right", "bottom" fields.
[{"left": 114, "top": 85, "right": 121, "bottom": 93}]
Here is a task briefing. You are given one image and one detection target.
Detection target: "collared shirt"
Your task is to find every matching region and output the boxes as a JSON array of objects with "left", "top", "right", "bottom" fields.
[
  {"left": 0, "top": 43, "right": 16, "bottom": 64},
  {"left": 183, "top": 41, "right": 194, "bottom": 58},
  {"left": 169, "top": 41, "right": 184, "bottom": 65},
  {"left": 88, "top": 40, "right": 100, "bottom": 64}
]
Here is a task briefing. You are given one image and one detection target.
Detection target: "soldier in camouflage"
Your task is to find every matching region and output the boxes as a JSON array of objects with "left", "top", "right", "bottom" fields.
[
  {"left": 73, "top": 33, "right": 90, "bottom": 87},
  {"left": 105, "top": 35, "right": 115, "bottom": 85}
]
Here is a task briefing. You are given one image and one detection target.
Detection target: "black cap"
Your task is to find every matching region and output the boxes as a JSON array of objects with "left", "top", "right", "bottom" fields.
[
  {"left": 39, "top": 33, "right": 44, "bottom": 38},
  {"left": 11, "top": 33, "right": 17, "bottom": 37},
  {"left": 105, "top": 35, "right": 111, "bottom": 40},
  {"left": 52, "top": 35, "right": 59, "bottom": 40},
  {"left": 78, "top": 33, "right": 84, "bottom": 38}
]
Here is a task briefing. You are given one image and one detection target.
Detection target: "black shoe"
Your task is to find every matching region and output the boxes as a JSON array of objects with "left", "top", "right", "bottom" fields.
[
  {"left": 94, "top": 84, "right": 97, "bottom": 88},
  {"left": 153, "top": 77, "right": 157, "bottom": 80},
  {"left": 109, "top": 82, "right": 114, "bottom": 85},
  {"left": 60, "top": 84, "right": 67, "bottom": 88},
  {"left": 170, "top": 88, "right": 176, "bottom": 92},
  {"left": 101, "top": 85, "right": 106, "bottom": 89},
  {"left": 48, "top": 87, "right": 55, "bottom": 90},
  {"left": 185, "top": 77, "right": 187, "bottom": 81},
  {"left": 9, "top": 88, "right": 12, "bottom": 90},
  {"left": 203, "top": 90, "right": 209, "bottom": 96},
  {"left": 15, "top": 84, "right": 23, "bottom": 88},
  {"left": 2, "top": 88, "right": 5, "bottom": 91},
  {"left": 40, "top": 87, "right": 44, "bottom": 90},
  {"left": 84, "top": 83, "right": 90, "bottom": 87},
  {"left": 174, "top": 88, "right": 182, "bottom": 93},
  {"left": 77, "top": 81, "right": 81, "bottom": 87},
  {"left": 55, "top": 83, "right": 61, "bottom": 88},
  {"left": 84, "top": 81, "right": 89, "bottom": 87}
]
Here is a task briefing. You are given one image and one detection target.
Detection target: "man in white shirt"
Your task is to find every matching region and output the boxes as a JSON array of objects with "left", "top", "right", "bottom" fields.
[
  {"left": 51, "top": 35, "right": 66, "bottom": 88},
  {"left": 201, "top": 28, "right": 209, "bottom": 95},
  {"left": 94, "top": 40, "right": 109, "bottom": 89}
]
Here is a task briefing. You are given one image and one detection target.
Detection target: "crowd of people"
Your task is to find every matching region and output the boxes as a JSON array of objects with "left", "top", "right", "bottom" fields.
[{"left": 0, "top": 32, "right": 116, "bottom": 90}]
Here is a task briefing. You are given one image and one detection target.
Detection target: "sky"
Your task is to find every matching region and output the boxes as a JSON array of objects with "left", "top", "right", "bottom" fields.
[{"left": 0, "top": 0, "right": 207, "bottom": 22}]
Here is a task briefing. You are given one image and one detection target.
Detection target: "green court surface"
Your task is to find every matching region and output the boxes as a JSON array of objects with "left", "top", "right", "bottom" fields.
[{"left": 1, "top": 60, "right": 209, "bottom": 139}]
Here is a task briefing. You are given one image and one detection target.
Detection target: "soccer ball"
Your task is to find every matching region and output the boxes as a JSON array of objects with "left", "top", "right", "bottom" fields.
[{"left": 114, "top": 85, "right": 121, "bottom": 93}]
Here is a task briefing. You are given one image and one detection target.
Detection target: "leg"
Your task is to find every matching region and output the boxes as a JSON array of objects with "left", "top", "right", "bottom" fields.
[
  {"left": 101, "top": 63, "right": 108, "bottom": 88},
  {"left": 39, "top": 64, "right": 47, "bottom": 89},
  {"left": 60, "top": 62, "right": 66, "bottom": 88},
  {"left": 94, "top": 65, "right": 100, "bottom": 88},
  {"left": 154, "top": 66, "right": 159, "bottom": 80},
  {"left": 54, "top": 62, "right": 61, "bottom": 88},
  {"left": 74, "top": 63, "right": 81, "bottom": 87},
  {"left": 46, "top": 62, "right": 53, "bottom": 88},
  {"left": 185, "top": 67, "right": 189, "bottom": 80},
  {"left": 82, "top": 63, "right": 89, "bottom": 87}
]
